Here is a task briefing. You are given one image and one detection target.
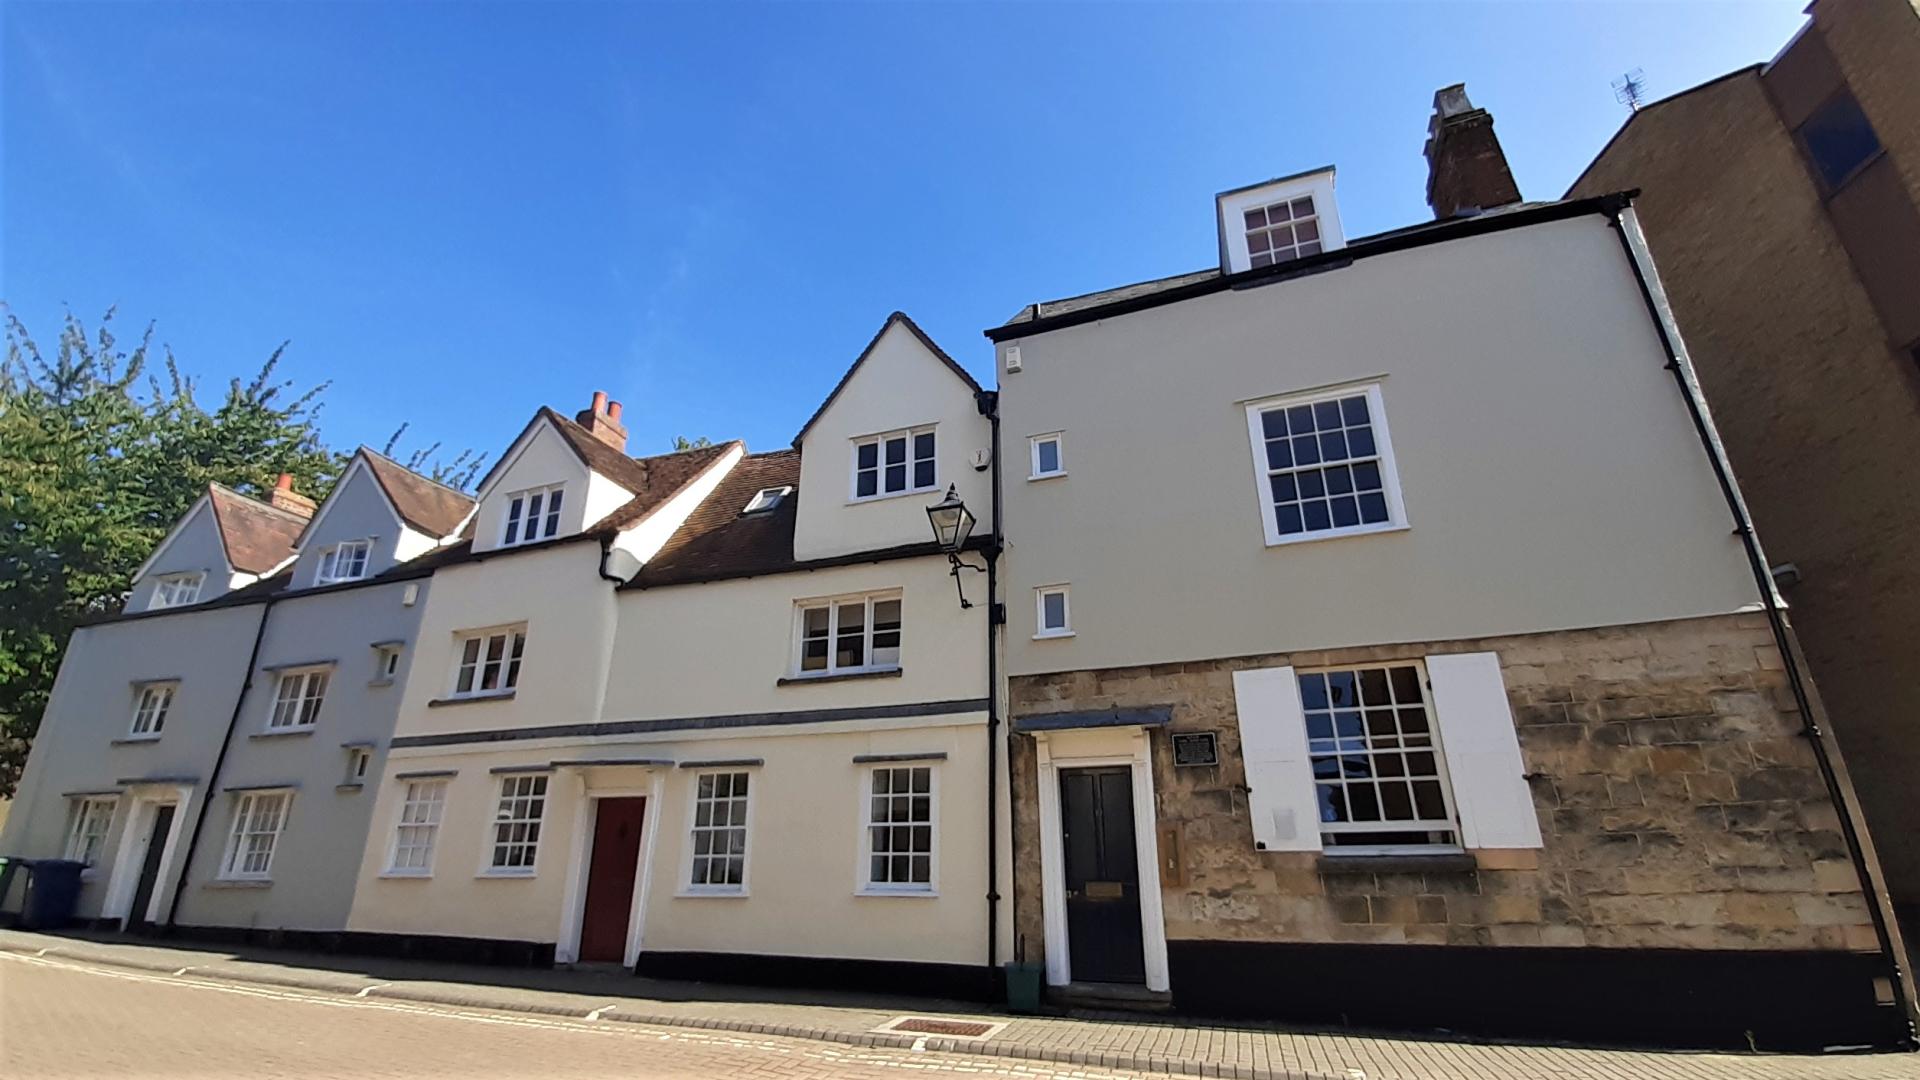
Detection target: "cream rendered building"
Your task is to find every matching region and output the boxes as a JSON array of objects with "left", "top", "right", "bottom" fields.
[{"left": 346, "top": 315, "right": 1012, "bottom": 994}]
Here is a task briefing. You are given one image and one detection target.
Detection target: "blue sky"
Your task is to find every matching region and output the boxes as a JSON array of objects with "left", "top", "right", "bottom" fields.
[{"left": 4, "top": 2, "right": 1803, "bottom": 470}]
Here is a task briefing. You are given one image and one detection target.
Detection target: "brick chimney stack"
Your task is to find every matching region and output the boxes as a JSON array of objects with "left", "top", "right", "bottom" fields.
[
  {"left": 269, "top": 473, "right": 317, "bottom": 519},
  {"left": 575, "top": 389, "right": 629, "bottom": 453},
  {"left": 1424, "top": 84, "right": 1522, "bottom": 220}
]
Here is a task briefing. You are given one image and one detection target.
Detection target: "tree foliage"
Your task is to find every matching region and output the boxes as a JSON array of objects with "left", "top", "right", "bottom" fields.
[
  {"left": 671, "top": 435, "right": 712, "bottom": 451},
  {"left": 0, "top": 307, "right": 468, "bottom": 796}
]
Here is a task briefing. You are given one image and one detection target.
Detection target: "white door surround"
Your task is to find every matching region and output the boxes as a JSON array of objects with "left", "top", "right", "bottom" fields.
[
  {"left": 1033, "top": 727, "right": 1170, "bottom": 992},
  {"left": 554, "top": 768, "right": 665, "bottom": 968},
  {"left": 101, "top": 783, "right": 195, "bottom": 927}
]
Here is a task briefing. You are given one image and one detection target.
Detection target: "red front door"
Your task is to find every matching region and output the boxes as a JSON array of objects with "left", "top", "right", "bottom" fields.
[{"left": 578, "top": 797, "right": 647, "bottom": 963}]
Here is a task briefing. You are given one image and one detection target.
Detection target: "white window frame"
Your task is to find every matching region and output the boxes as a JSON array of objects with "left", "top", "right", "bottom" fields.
[
  {"left": 850, "top": 426, "right": 937, "bottom": 502},
  {"left": 792, "top": 591, "right": 903, "bottom": 677},
  {"left": 385, "top": 778, "right": 447, "bottom": 876},
  {"left": 315, "top": 538, "right": 374, "bottom": 585},
  {"left": 857, "top": 763, "right": 938, "bottom": 896},
  {"left": 129, "top": 682, "right": 176, "bottom": 739},
  {"left": 1034, "top": 585, "right": 1073, "bottom": 640},
  {"left": 1243, "top": 381, "right": 1408, "bottom": 548},
  {"left": 266, "top": 667, "right": 331, "bottom": 730},
  {"left": 151, "top": 572, "right": 204, "bottom": 608},
  {"left": 743, "top": 486, "right": 792, "bottom": 514},
  {"left": 1217, "top": 170, "right": 1345, "bottom": 274},
  {"left": 64, "top": 796, "right": 117, "bottom": 866},
  {"left": 219, "top": 790, "right": 292, "bottom": 881},
  {"left": 501, "top": 483, "right": 566, "bottom": 547},
  {"left": 1028, "top": 432, "right": 1065, "bottom": 480},
  {"left": 683, "top": 770, "right": 752, "bottom": 896},
  {"left": 483, "top": 773, "right": 548, "bottom": 876},
  {"left": 449, "top": 625, "right": 527, "bottom": 699},
  {"left": 1298, "top": 659, "right": 1462, "bottom": 855}
]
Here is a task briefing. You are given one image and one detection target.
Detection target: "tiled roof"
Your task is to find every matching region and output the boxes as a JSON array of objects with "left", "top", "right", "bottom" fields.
[
  {"left": 628, "top": 450, "right": 803, "bottom": 586},
  {"left": 589, "top": 441, "right": 741, "bottom": 532},
  {"left": 541, "top": 408, "right": 660, "bottom": 494},
  {"left": 360, "top": 449, "right": 476, "bottom": 539},
  {"left": 207, "top": 485, "right": 306, "bottom": 574}
]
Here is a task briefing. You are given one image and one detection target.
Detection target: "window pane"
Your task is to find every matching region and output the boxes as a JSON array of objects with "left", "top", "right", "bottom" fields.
[
  {"left": 1800, "top": 92, "right": 1882, "bottom": 190},
  {"left": 857, "top": 442, "right": 878, "bottom": 469},
  {"left": 913, "top": 432, "right": 935, "bottom": 462},
  {"left": 913, "top": 459, "right": 935, "bottom": 489},
  {"left": 884, "top": 463, "right": 907, "bottom": 492},
  {"left": 1042, "top": 591, "right": 1067, "bottom": 630},
  {"left": 1036, "top": 439, "right": 1060, "bottom": 474},
  {"left": 856, "top": 470, "right": 878, "bottom": 498}
]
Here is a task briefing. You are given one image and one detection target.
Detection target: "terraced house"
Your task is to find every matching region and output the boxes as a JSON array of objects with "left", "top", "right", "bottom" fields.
[{"left": 988, "top": 90, "right": 1913, "bottom": 1050}]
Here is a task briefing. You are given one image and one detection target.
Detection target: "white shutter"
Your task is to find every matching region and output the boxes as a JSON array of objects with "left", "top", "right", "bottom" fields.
[
  {"left": 1426, "top": 651, "right": 1543, "bottom": 850},
  {"left": 1230, "top": 666, "right": 1323, "bottom": 852}
]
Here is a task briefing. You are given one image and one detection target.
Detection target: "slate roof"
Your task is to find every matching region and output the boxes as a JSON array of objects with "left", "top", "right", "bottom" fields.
[
  {"left": 206, "top": 485, "right": 307, "bottom": 575},
  {"left": 588, "top": 440, "right": 741, "bottom": 532},
  {"left": 360, "top": 449, "right": 476, "bottom": 539}
]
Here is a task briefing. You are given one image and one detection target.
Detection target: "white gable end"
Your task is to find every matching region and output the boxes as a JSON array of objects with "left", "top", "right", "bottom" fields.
[{"left": 472, "top": 421, "right": 596, "bottom": 552}]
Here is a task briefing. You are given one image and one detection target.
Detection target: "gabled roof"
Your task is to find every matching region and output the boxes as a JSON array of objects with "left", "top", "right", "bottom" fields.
[
  {"left": 791, "top": 312, "right": 984, "bottom": 448},
  {"left": 1562, "top": 64, "right": 1765, "bottom": 199},
  {"left": 207, "top": 484, "right": 307, "bottom": 575},
  {"left": 627, "top": 450, "right": 803, "bottom": 586},
  {"left": 589, "top": 441, "right": 741, "bottom": 532},
  {"left": 359, "top": 448, "right": 477, "bottom": 538}
]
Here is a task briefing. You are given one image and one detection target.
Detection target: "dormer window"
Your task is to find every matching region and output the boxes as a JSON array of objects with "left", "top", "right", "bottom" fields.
[
  {"left": 151, "top": 572, "right": 205, "bottom": 608},
  {"left": 853, "top": 427, "right": 936, "bottom": 501},
  {"left": 743, "top": 486, "right": 792, "bottom": 515},
  {"left": 1217, "top": 167, "right": 1344, "bottom": 274},
  {"left": 1243, "top": 196, "right": 1322, "bottom": 267},
  {"left": 503, "top": 484, "right": 564, "bottom": 546},
  {"left": 315, "top": 539, "right": 373, "bottom": 585}
]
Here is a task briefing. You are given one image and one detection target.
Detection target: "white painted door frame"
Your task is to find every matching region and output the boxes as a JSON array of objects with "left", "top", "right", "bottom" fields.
[
  {"left": 555, "top": 770, "right": 665, "bottom": 968},
  {"left": 1033, "top": 729, "right": 1170, "bottom": 992},
  {"left": 101, "top": 783, "right": 195, "bottom": 926}
]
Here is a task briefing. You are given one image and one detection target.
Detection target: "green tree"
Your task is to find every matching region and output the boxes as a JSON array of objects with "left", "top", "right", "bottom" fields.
[
  {"left": 0, "top": 309, "right": 338, "bottom": 795},
  {"left": 671, "top": 435, "right": 712, "bottom": 451}
]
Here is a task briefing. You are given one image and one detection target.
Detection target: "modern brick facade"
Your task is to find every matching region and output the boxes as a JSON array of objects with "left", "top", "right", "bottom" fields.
[{"left": 1569, "top": 0, "right": 1920, "bottom": 922}]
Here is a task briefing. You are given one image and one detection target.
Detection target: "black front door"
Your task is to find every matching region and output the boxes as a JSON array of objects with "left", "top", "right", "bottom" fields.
[
  {"left": 1060, "top": 766, "right": 1146, "bottom": 984},
  {"left": 127, "top": 805, "right": 176, "bottom": 933}
]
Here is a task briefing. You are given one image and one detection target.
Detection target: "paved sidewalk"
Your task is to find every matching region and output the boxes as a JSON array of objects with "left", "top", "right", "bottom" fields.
[{"left": 3, "top": 928, "right": 1917, "bottom": 1080}]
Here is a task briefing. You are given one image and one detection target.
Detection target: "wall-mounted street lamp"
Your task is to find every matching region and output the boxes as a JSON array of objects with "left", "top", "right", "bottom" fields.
[{"left": 925, "top": 485, "right": 984, "bottom": 609}]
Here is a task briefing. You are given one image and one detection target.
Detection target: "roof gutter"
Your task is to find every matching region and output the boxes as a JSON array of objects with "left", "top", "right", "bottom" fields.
[
  {"left": 1607, "top": 199, "right": 1918, "bottom": 1046},
  {"left": 985, "top": 192, "right": 1637, "bottom": 343}
]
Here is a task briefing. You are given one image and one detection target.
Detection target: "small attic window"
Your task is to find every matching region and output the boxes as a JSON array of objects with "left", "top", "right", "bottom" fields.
[
  {"left": 743, "top": 486, "right": 793, "bottom": 515},
  {"left": 1217, "top": 168, "right": 1344, "bottom": 274},
  {"left": 1243, "top": 197, "right": 1323, "bottom": 267}
]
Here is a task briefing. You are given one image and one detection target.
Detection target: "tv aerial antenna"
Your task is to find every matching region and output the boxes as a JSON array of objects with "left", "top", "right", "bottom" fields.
[{"left": 1613, "top": 69, "right": 1647, "bottom": 112}]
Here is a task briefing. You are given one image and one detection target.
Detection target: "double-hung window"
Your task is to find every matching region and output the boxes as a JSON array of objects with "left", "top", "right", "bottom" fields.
[
  {"left": 862, "top": 765, "right": 935, "bottom": 893},
  {"left": 502, "top": 484, "right": 564, "bottom": 546},
  {"left": 315, "top": 539, "right": 373, "bottom": 584},
  {"left": 151, "top": 572, "right": 204, "bottom": 608},
  {"left": 1243, "top": 195, "right": 1323, "bottom": 267},
  {"left": 487, "top": 774, "right": 547, "bottom": 873},
  {"left": 688, "top": 771, "right": 750, "bottom": 892},
  {"left": 268, "top": 667, "right": 330, "bottom": 730},
  {"left": 130, "top": 682, "right": 176, "bottom": 738},
  {"left": 388, "top": 779, "right": 447, "bottom": 875},
  {"left": 852, "top": 427, "right": 936, "bottom": 499},
  {"left": 1299, "top": 663, "right": 1459, "bottom": 851},
  {"left": 221, "top": 791, "right": 291, "bottom": 880},
  {"left": 452, "top": 626, "right": 526, "bottom": 698},
  {"left": 796, "top": 592, "right": 902, "bottom": 676},
  {"left": 63, "top": 797, "right": 116, "bottom": 866},
  {"left": 1245, "top": 383, "right": 1405, "bottom": 546}
]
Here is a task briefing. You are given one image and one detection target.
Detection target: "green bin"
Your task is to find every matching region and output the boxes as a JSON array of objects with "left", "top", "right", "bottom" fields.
[{"left": 1004, "top": 961, "right": 1043, "bottom": 1014}]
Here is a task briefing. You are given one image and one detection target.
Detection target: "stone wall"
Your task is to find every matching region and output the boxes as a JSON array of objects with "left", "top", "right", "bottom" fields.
[{"left": 1009, "top": 612, "right": 1877, "bottom": 971}]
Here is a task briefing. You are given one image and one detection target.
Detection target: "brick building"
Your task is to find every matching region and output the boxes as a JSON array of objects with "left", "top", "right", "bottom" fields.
[{"left": 1569, "top": 0, "right": 1920, "bottom": 934}]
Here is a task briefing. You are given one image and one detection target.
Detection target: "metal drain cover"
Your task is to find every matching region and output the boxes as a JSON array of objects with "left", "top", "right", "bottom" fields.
[{"left": 878, "top": 1016, "right": 1008, "bottom": 1040}]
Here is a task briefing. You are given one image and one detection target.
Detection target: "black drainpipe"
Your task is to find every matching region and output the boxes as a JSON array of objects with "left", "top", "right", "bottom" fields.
[
  {"left": 1607, "top": 200, "right": 1917, "bottom": 1044},
  {"left": 164, "top": 594, "right": 276, "bottom": 931},
  {"left": 978, "top": 387, "right": 1005, "bottom": 979}
]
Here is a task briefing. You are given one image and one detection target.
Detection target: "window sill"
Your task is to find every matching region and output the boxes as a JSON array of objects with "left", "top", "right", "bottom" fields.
[
  {"left": 335, "top": 782, "right": 365, "bottom": 793},
  {"left": 367, "top": 677, "right": 395, "bottom": 689},
  {"left": 476, "top": 869, "right": 536, "bottom": 880},
  {"left": 380, "top": 871, "right": 433, "bottom": 880},
  {"left": 429, "top": 691, "right": 517, "bottom": 708},
  {"left": 207, "top": 878, "right": 273, "bottom": 890},
  {"left": 111, "top": 736, "right": 162, "bottom": 746},
  {"left": 845, "top": 486, "right": 940, "bottom": 507},
  {"left": 251, "top": 728, "right": 315, "bottom": 740},
  {"left": 1032, "top": 630, "right": 1075, "bottom": 641},
  {"left": 1027, "top": 471, "right": 1067, "bottom": 482},
  {"left": 855, "top": 888, "right": 938, "bottom": 898},
  {"left": 676, "top": 889, "right": 750, "bottom": 899},
  {"left": 777, "top": 668, "right": 904, "bottom": 687},
  {"left": 1316, "top": 851, "right": 1474, "bottom": 875},
  {"left": 1264, "top": 522, "right": 1410, "bottom": 549}
]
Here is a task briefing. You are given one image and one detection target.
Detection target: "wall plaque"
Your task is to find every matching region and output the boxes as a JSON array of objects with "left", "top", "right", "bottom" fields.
[{"left": 1171, "top": 731, "right": 1219, "bottom": 767}]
